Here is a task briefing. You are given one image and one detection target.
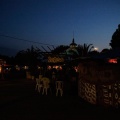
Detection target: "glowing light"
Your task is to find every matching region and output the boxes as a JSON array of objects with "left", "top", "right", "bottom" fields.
[
  {"left": 108, "top": 59, "right": 117, "bottom": 63},
  {"left": 94, "top": 47, "right": 98, "bottom": 51},
  {"left": 0, "top": 66, "right": 2, "bottom": 73}
]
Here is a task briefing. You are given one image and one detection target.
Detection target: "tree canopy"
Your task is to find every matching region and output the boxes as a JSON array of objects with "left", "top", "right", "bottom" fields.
[
  {"left": 15, "top": 45, "right": 43, "bottom": 66},
  {"left": 77, "top": 43, "right": 94, "bottom": 57},
  {"left": 110, "top": 24, "right": 120, "bottom": 49}
]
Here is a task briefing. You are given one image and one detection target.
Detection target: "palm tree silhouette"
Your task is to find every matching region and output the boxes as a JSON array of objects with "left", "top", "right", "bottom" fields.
[{"left": 77, "top": 43, "right": 94, "bottom": 57}]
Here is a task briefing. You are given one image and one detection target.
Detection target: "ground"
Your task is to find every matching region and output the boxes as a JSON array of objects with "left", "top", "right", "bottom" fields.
[{"left": 0, "top": 79, "right": 120, "bottom": 120}]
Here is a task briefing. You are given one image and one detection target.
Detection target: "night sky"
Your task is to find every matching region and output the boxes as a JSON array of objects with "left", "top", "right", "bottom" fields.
[{"left": 0, "top": 0, "right": 120, "bottom": 56}]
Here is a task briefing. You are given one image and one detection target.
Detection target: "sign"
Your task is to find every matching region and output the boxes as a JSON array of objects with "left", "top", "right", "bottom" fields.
[{"left": 48, "top": 56, "right": 64, "bottom": 63}]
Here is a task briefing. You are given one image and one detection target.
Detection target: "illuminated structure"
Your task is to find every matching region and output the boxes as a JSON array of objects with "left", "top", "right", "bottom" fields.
[
  {"left": 42, "top": 38, "right": 79, "bottom": 70},
  {"left": 66, "top": 38, "right": 79, "bottom": 56},
  {"left": 70, "top": 38, "right": 77, "bottom": 48}
]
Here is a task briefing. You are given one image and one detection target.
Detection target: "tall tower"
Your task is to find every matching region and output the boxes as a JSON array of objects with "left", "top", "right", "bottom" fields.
[{"left": 70, "top": 38, "right": 77, "bottom": 48}]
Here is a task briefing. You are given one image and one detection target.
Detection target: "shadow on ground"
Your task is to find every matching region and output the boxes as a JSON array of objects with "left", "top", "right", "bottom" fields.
[{"left": 0, "top": 79, "right": 120, "bottom": 120}]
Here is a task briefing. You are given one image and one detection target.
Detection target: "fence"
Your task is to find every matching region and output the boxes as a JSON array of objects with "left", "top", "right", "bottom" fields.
[{"left": 78, "top": 61, "right": 120, "bottom": 107}]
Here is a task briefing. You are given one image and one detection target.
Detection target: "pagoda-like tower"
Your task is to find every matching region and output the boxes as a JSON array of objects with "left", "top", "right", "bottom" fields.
[
  {"left": 65, "top": 38, "right": 79, "bottom": 56},
  {"left": 70, "top": 38, "right": 77, "bottom": 48}
]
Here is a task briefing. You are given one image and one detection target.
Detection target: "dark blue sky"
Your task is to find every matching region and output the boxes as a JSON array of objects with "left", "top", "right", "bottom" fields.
[{"left": 0, "top": 0, "right": 120, "bottom": 56}]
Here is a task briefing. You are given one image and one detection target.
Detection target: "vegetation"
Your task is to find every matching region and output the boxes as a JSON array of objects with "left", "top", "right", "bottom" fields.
[
  {"left": 51, "top": 45, "right": 69, "bottom": 54},
  {"left": 1, "top": 24, "right": 120, "bottom": 68},
  {"left": 77, "top": 43, "right": 94, "bottom": 57},
  {"left": 15, "top": 45, "right": 43, "bottom": 76},
  {"left": 110, "top": 24, "right": 120, "bottom": 49}
]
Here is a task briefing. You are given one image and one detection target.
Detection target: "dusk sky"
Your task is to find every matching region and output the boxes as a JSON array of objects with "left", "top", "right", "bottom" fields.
[{"left": 0, "top": 0, "right": 120, "bottom": 56}]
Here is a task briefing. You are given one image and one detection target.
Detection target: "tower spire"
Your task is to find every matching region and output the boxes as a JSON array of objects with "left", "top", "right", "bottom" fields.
[
  {"left": 73, "top": 31, "right": 74, "bottom": 38},
  {"left": 70, "top": 31, "right": 77, "bottom": 48},
  {"left": 72, "top": 31, "right": 75, "bottom": 43}
]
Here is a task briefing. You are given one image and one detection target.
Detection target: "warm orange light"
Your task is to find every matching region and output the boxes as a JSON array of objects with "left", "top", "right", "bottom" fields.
[
  {"left": 74, "top": 66, "right": 78, "bottom": 72},
  {"left": 48, "top": 66, "right": 51, "bottom": 69},
  {"left": 0, "top": 66, "right": 2, "bottom": 73},
  {"left": 108, "top": 59, "right": 117, "bottom": 63},
  {"left": 48, "top": 56, "right": 64, "bottom": 63}
]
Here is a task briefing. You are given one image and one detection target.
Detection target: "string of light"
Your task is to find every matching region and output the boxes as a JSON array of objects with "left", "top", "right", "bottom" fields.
[{"left": 0, "top": 34, "right": 55, "bottom": 47}]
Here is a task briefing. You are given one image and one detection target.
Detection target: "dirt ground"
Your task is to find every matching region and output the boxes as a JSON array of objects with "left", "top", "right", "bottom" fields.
[{"left": 0, "top": 79, "right": 120, "bottom": 120}]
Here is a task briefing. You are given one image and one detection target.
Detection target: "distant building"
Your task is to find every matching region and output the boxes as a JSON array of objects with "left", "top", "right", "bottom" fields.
[
  {"left": 66, "top": 38, "right": 79, "bottom": 56},
  {"left": 42, "top": 37, "right": 79, "bottom": 70},
  {"left": 69, "top": 38, "right": 77, "bottom": 48}
]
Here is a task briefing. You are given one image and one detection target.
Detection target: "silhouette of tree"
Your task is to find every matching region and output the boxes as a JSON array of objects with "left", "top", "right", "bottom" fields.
[
  {"left": 52, "top": 44, "right": 94, "bottom": 58},
  {"left": 15, "top": 50, "right": 27, "bottom": 65},
  {"left": 77, "top": 43, "right": 94, "bottom": 57},
  {"left": 101, "top": 48, "right": 110, "bottom": 53},
  {"left": 15, "top": 45, "right": 43, "bottom": 65},
  {"left": 51, "top": 45, "right": 69, "bottom": 54},
  {"left": 110, "top": 24, "right": 120, "bottom": 49},
  {"left": 15, "top": 45, "right": 43, "bottom": 75},
  {"left": 0, "top": 54, "right": 15, "bottom": 65}
]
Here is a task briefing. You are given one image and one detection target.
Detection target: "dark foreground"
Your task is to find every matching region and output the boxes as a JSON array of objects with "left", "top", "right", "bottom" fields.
[{"left": 0, "top": 79, "right": 120, "bottom": 120}]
